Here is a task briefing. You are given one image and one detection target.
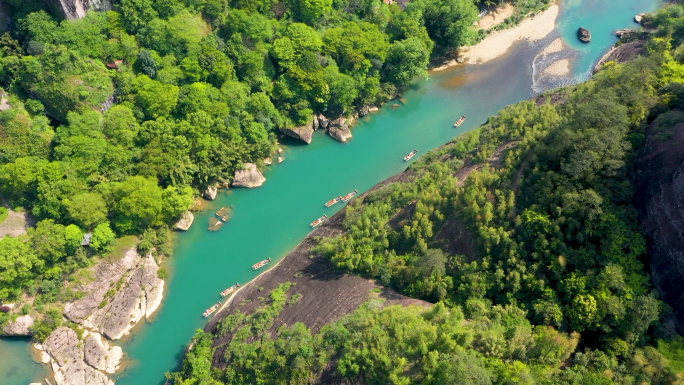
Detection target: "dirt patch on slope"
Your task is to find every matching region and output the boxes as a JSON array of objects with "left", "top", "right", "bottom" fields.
[
  {"left": 0, "top": 199, "right": 36, "bottom": 239},
  {"left": 206, "top": 177, "right": 430, "bottom": 370}
]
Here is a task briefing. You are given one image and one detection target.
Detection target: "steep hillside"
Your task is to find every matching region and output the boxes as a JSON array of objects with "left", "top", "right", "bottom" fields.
[{"left": 634, "top": 112, "right": 684, "bottom": 333}]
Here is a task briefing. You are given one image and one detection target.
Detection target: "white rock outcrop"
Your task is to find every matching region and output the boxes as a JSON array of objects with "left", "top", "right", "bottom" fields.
[
  {"left": 204, "top": 184, "right": 218, "bottom": 200},
  {"left": 174, "top": 211, "right": 194, "bottom": 231},
  {"left": 233, "top": 163, "right": 266, "bottom": 188},
  {"left": 43, "top": 327, "right": 114, "bottom": 385},
  {"left": 1, "top": 314, "right": 34, "bottom": 336}
]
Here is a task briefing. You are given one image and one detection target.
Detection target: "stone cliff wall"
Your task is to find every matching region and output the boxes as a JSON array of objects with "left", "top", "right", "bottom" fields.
[
  {"left": 634, "top": 117, "right": 684, "bottom": 333},
  {"left": 48, "top": 0, "right": 113, "bottom": 20}
]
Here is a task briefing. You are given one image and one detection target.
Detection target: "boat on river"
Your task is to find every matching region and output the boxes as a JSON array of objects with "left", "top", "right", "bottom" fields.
[
  {"left": 325, "top": 196, "right": 343, "bottom": 207},
  {"left": 341, "top": 190, "right": 358, "bottom": 202},
  {"left": 310, "top": 215, "right": 327, "bottom": 228},
  {"left": 403, "top": 150, "right": 418, "bottom": 161},
  {"left": 220, "top": 283, "right": 240, "bottom": 297},
  {"left": 202, "top": 301, "right": 221, "bottom": 318},
  {"left": 252, "top": 258, "right": 271, "bottom": 270},
  {"left": 454, "top": 116, "right": 466, "bottom": 127}
]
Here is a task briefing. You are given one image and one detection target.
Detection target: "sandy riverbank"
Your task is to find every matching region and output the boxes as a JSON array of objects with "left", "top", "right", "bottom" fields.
[
  {"left": 478, "top": 4, "right": 515, "bottom": 30},
  {"left": 434, "top": 4, "right": 560, "bottom": 71},
  {"left": 544, "top": 58, "right": 571, "bottom": 76}
]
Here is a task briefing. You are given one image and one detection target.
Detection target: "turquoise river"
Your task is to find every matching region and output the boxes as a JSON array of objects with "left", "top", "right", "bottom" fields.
[{"left": 0, "top": 0, "right": 664, "bottom": 384}]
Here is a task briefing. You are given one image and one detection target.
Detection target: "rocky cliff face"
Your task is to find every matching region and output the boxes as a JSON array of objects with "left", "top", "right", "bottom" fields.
[
  {"left": 51, "top": 0, "right": 113, "bottom": 20},
  {"left": 43, "top": 327, "right": 117, "bottom": 385},
  {"left": 279, "top": 118, "right": 315, "bottom": 144},
  {"left": 634, "top": 117, "right": 684, "bottom": 333},
  {"left": 233, "top": 163, "right": 266, "bottom": 188},
  {"left": 82, "top": 254, "right": 164, "bottom": 340}
]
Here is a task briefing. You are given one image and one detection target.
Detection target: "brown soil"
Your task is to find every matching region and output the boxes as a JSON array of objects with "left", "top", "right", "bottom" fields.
[
  {"left": 0, "top": 198, "right": 36, "bottom": 239},
  {"left": 206, "top": 174, "right": 429, "bottom": 371}
]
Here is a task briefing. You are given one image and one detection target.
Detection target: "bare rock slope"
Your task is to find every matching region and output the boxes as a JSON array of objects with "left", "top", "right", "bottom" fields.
[{"left": 634, "top": 117, "right": 684, "bottom": 333}]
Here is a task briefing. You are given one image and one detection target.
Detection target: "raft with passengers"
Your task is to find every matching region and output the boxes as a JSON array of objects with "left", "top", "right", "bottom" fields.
[
  {"left": 403, "top": 150, "right": 418, "bottom": 161},
  {"left": 220, "top": 283, "right": 240, "bottom": 297},
  {"left": 310, "top": 215, "right": 327, "bottom": 228},
  {"left": 454, "top": 116, "right": 466, "bottom": 127},
  {"left": 325, "top": 196, "right": 342, "bottom": 207},
  {"left": 202, "top": 301, "right": 221, "bottom": 318},
  {"left": 252, "top": 258, "right": 271, "bottom": 270},
  {"left": 342, "top": 190, "right": 358, "bottom": 202}
]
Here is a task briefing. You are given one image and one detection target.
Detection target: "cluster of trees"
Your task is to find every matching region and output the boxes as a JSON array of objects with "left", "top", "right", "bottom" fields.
[
  {"left": 172, "top": 6, "right": 684, "bottom": 384},
  {"left": 0, "top": 0, "right": 547, "bottom": 321}
]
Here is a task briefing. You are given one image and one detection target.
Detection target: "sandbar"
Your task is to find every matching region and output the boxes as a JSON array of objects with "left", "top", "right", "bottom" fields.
[
  {"left": 544, "top": 58, "right": 571, "bottom": 76},
  {"left": 434, "top": 5, "right": 560, "bottom": 71}
]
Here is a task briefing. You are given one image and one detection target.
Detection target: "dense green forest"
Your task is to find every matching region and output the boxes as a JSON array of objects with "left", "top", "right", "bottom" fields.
[
  {"left": 0, "top": 0, "right": 553, "bottom": 333},
  {"left": 172, "top": 6, "right": 684, "bottom": 385}
]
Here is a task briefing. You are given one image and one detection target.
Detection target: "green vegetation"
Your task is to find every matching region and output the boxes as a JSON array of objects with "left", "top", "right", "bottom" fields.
[
  {"left": 0, "top": 206, "right": 7, "bottom": 225},
  {"left": 172, "top": 6, "right": 684, "bottom": 385},
  {"left": 0, "top": 0, "right": 547, "bottom": 335}
]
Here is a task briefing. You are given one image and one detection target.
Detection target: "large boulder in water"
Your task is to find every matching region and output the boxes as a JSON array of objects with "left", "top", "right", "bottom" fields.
[
  {"left": 317, "top": 114, "right": 330, "bottom": 129},
  {"left": 174, "top": 211, "right": 194, "bottom": 231},
  {"left": 577, "top": 27, "right": 591, "bottom": 43},
  {"left": 233, "top": 163, "right": 266, "bottom": 188},
  {"left": 1, "top": 314, "right": 34, "bottom": 336},
  {"left": 328, "top": 117, "right": 353, "bottom": 143},
  {"left": 204, "top": 184, "right": 218, "bottom": 200},
  {"left": 279, "top": 118, "right": 314, "bottom": 144}
]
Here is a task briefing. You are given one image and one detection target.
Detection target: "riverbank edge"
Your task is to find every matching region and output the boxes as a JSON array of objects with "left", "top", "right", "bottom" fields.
[{"left": 432, "top": 3, "right": 560, "bottom": 71}]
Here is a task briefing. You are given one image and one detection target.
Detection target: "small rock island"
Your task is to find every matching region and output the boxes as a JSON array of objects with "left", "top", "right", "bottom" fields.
[{"left": 577, "top": 27, "right": 591, "bottom": 43}]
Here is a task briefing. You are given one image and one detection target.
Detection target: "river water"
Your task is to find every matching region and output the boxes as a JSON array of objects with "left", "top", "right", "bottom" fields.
[{"left": 0, "top": 0, "right": 663, "bottom": 383}]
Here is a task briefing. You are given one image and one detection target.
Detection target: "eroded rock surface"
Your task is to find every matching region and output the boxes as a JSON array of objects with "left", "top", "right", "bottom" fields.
[
  {"left": 204, "top": 184, "right": 218, "bottom": 200},
  {"left": 64, "top": 249, "right": 139, "bottom": 323},
  {"left": 328, "top": 117, "right": 353, "bottom": 142},
  {"left": 52, "top": 0, "right": 113, "bottom": 20},
  {"left": 317, "top": 114, "right": 330, "bottom": 130},
  {"left": 233, "top": 163, "right": 266, "bottom": 188},
  {"left": 174, "top": 211, "right": 194, "bottom": 231},
  {"left": 280, "top": 118, "right": 314, "bottom": 144},
  {"left": 85, "top": 255, "right": 164, "bottom": 340},
  {"left": 577, "top": 27, "right": 591, "bottom": 43},
  {"left": 1, "top": 314, "right": 34, "bottom": 336},
  {"left": 84, "top": 332, "right": 123, "bottom": 374},
  {"left": 635, "top": 119, "right": 684, "bottom": 333}
]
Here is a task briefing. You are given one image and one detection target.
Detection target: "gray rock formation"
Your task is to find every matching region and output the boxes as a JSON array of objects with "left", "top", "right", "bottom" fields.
[
  {"left": 64, "top": 249, "right": 139, "bottom": 323},
  {"left": 594, "top": 40, "right": 645, "bottom": 72},
  {"left": 358, "top": 105, "right": 370, "bottom": 117},
  {"left": 635, "top": 13, "right": 646, "bottom": 24},
  {"left": 279, "top": 118, "right": 315, "bottom": 144},
  {"left": 174, "top": 211, "right": 194, "bottom": 231},
  {"left": 635, "top": 120, "right": 684, "bottom": 333},
  {"left": 328, "top": 117, "right": 353, "bottom": 142},
  {"left": 84, "top": 333, "right": 122, "bottom": 374},
  {"left": 44, "top": 327, "right": 81, "bottom": 367},
  {"left": 51, "top": 0, "right": 113, "bottom": 20},
  {"left": 615, "top": 28, "right": 635, "bottom": 38},
  {"left": 317, "top": 114, "right": 330, "bottom": 129},
  {"left": 577, "top": 27, "right": 591, "bottom": 43},
  {"left": 233, "top": 163, "right": 266, "bottom": 188},
  {"left": 44, "top": 328, "right": 114, "bottom": 385},
  {"left": 84, "top": 254, "right": 164, "bottom": 340},
  {"left": 204, "top": 184, "right": 218, "bottom": 200},
  {"left": 1, "top": 314, "right": 34, "bottom": 336}
]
